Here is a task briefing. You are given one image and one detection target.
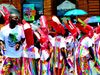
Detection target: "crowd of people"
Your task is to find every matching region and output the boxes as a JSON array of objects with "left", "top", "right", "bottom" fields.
[{"left": 0, "top": 6, "right": 100, "bottom": 75}]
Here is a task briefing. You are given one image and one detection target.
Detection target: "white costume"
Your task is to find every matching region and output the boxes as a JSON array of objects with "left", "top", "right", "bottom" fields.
[
  {"left": 54, "top": 35, "right": 66, "bottom": 68},
  {"left": 0, "top": 24, "right": 25, "bottom": 58},
  {"left": 75, "top": 36, "right": 93, "bottom": 58}
]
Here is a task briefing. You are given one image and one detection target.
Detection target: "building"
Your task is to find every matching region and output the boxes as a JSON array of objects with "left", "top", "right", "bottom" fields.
[
  {"left": 77, "top": 0, "right": 100, "bottom": 20},
  {"left": 0, "top": 0, "right": 100, "bottom": 21}
]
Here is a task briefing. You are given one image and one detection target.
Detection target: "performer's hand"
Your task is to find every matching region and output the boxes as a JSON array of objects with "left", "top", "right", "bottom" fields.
[
  {"left": 62, "top": 17, "right": 68, "bottom": 24},
  {"left": 0, "top": 41, "right": 5, "bottom": 50},
  {"left": 15, "top": 43, "right": 20, "bottom": 51}
]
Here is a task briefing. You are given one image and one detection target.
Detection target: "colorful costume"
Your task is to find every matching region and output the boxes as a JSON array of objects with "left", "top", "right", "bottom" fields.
[
  {"left": 75, "top": 19, "right": 94, "bottom": 75},
  {"left": 0, "top": 23, "right": 25, "bottom": 74},
  {"left": 22, "top": 20, "right": 40, "bottom": 75},
  {"left": 37, "top": 15, "right": 51, "bottom": 75}
]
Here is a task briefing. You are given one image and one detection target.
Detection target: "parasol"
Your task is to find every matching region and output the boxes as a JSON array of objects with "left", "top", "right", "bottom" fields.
[
  {"left": 64, "top": 9, "right": 88, "bottom": 16},
  {"left": 84, "top": 16, "right": 100, "bottom": 23},
  {"left": 0, "top": 3, "right": 20, "bottom": 17}
]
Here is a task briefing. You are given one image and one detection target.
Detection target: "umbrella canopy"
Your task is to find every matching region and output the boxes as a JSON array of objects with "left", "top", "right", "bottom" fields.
[
  {"left": 57, "top": 0, "right": 76, "bottom": 10},
  {"left": 64, "top": 9, "right": 88, "bottom": 16},
  {"left": 0, "top": 3, "right": 16, "bottom": 9},
  {"left": 84, "top": 16, "right": 100, "bottom": 23},
  {"left": 0, "top": 3, "right": 20, "bottom": 17}
]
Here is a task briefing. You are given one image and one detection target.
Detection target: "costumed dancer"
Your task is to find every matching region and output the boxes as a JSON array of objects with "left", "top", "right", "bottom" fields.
[
  {"left": 50, "top": 16, "right": 66, "bottom": 75},
  {"left": 37, "top": 15, "right": 51, "bottom": 75},
  {"left": 0, "top": 13, "right": 25, "bottom": 75},
  {"left": 22, "top": 20, "right": 40, "bottom": 75},
  {"left": 47, "top": 19, "right": 59, "bottom": 75},
  {"left": 75, "top": 18, "right": 94, "bottom": 75},
  {"left": 0, "top": 6, "right": 25, "bottom": 75},
  {"left": 92, "top": 26, "right": 100, "bottom": 72},
  {"left": 62, "top": 18, "right": 79, "bottom": 75}
]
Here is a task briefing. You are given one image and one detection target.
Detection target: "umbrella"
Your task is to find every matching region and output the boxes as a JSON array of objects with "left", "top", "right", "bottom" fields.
[
  {"left": 0, "top": 3, "right": 20, "bottom": 17},
  {"left": 0, "top": 3, "right": 16, "bottom": 11},
  {"left": 64, "top": 9, "right": 88, "bottom": 16},
  {"left": 84, "top": 16, "right": 100, "bottom": 23}
]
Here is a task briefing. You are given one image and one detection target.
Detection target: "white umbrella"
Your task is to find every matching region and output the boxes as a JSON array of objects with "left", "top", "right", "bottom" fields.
[
  {"left": 0, "top": 3, "right": 16, "bottom": 12},
  {"left": 0, "top": 3, "right": 20, "bottom": 17},
  {"left": 57, "top": 0, "right": 76, "bottom": 10}
]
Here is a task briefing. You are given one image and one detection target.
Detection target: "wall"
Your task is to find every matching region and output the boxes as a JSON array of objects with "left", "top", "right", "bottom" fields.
[
  {"left": 44, "top": 0, "right": 59, "bottom": 20},
  {"left": 1, "top": 0, "right": 100, "bottom": 21},
  {"left": 0, "top": 0, "right": 21, "bottom": 13},
  {"left": 77, "top": 0, "right": 100, "bottom": 20}
]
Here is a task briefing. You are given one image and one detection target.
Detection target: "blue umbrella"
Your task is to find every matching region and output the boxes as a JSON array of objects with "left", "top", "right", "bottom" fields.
[
  {"left": 84, "top": 16, "right": 100, "bottom": 23},
  {"left": 64, "top": 9, "right": 88, "bottom": 16}
]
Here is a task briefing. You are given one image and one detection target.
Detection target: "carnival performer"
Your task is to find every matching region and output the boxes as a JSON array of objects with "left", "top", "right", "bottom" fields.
[
  {"left": 22, "top": 19, "right": 40, "bottom": 75},
  {"left": 62, "top": 18, "right": 79, "bottom": 75},
  {"left": 92, "top": 26, "right": 100, "bottom": 72},
  {"left": 48, "top": 16, "right": 67, "bottom": 75},
  {"left": 0, "top": 13, "right": 25, "bottom": 75},
  {"left": 75, "top": 18, "right": 95, "bottom": 75},
  {"left": 35, "top": 15, "right": 52, "bottom": 75}
]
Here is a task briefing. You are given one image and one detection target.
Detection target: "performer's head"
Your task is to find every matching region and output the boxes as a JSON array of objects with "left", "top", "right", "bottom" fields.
[{"left": 9, "top": 13, "right": 19, "bottom": 28}]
